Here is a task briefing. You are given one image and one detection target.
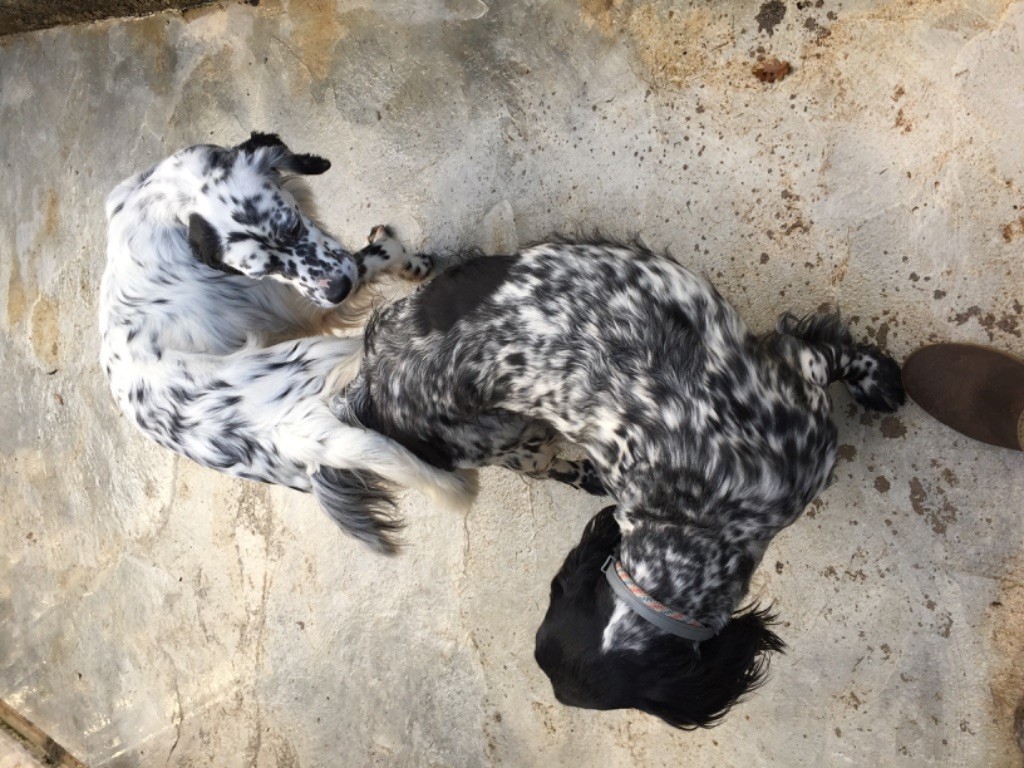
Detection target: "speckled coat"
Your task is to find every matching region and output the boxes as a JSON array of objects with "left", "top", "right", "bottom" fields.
[{"left": 333, "top": 238, "right": 904, "bottom": 726}]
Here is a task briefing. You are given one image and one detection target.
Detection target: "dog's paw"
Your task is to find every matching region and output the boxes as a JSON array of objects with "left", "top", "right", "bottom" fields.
[
  {"left": 578, "top": 460, "right": 608, "bottom": 496},
  {"left": 365, "top": 225, "right": 408, "bottom": 262},
  {"left": 845, "top": 345, "right": 906, "bottom": 413},
  {"left": 400, "top": 253, "right": 436, "bottom": 281}
]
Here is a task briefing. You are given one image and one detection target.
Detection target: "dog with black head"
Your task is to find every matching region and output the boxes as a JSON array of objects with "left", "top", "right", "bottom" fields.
[
  {"left": 331, "top": 236, "right": 904, "bottom": 725},
  {"left": 535, "top": 506, "right": 784, "bottom": 727}
]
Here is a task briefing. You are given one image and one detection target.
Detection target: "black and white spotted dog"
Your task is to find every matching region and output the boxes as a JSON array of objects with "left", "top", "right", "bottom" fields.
[
  {"left": 99, "top": 133, "right": 474, "bottom": 546},
  {"left": 330, "top": 238, "right": 904, "bottom": 727}
]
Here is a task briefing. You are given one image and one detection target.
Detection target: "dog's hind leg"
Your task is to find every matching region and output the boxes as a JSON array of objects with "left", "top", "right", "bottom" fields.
[
  {"left": 541, "top": 458, "right": 607, "bottom": 496},
  {"left": 777, "top": 311, "right": 906, "bottom": 413},
  {"left": 491, "top": 422, "right": 607, "bottom": 496}
]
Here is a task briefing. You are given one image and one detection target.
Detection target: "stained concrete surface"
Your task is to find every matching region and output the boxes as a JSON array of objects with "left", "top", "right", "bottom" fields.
[{"left": 1, "top": 0, "right": 1023, "bottom": 765}]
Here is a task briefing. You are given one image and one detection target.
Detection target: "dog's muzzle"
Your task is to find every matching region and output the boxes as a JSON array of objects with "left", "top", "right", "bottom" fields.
[{"left": 325, "top": 275, "right": 352, "bottom": 305}]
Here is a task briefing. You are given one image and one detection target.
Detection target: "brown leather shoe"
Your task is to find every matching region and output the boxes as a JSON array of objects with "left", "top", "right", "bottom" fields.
[{"left": 902, "top": 343, "right": 1024, "bottom": 451}]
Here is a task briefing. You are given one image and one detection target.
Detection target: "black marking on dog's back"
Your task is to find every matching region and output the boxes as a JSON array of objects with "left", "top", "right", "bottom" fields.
[{"left": 414, "top": 255, "right": 515, "bottom": 335}]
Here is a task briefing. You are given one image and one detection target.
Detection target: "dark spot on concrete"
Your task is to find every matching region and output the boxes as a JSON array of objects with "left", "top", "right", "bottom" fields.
[
  {"left": 998, "top": 314, "right": 1021, "bottom": 337},
  {"left": 932, "top": 502, "right": 957, "bottom": 534},
  {"left": 837, "top": 444, "right": 857, "bottom": 462},
  {"left": 1002, "top": 214, "right": 1024, "bottom": 242},
  {"left": 860, "top": 410, "right": 880, "bottom": 426},
  {"left": 753, "top": 58, "right": 791, "bottom": 82},
  {"left": 803, "top": 16, "right": 820, "bottom": 32},
  {"left": 874, "top": 476, "right": 891, "bottom": 493},
  {"left": 756, "top": 0, "right": 786, "bottom": 35},
  {"left": 805, "top": 498, "right": 823, "bottom": 519},
  {"left": 951, "top": 305, "right": 1022, "bottom": 340},
  {"left": 908, "top": 477, "right": 957, "bottom": 534},
  {"left": 880, "top": 416, "right": 906, "bottom": 439},
  {"left": 760, "top": 252, "right": 770, "bottom": 264},
  {"left": 872, "top": 321, "right": 891, "bottom": 352},
  {"left": 933, "top": 289, "right": 946, "bottom": 299},
  {"left": 909, "top": 478, "right": 927, "bottom": 515},
  {"left": 775, "top": 560, "right": 784, "bottom": 574}
]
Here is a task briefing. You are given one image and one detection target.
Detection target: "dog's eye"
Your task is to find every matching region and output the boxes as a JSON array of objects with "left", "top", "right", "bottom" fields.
[{"left": 287, "top": 219, "right": 303, "bottom": 238}]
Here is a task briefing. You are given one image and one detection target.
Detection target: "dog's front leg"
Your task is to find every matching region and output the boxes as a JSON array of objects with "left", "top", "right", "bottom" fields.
[{"left": 349, "top": 226, "right": 437, "bottom": 286}]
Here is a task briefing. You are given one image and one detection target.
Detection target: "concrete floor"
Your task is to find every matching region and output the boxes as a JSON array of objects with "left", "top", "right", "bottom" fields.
[{"left": 1, "top": 0, "right": 1023, "bottom": 765}]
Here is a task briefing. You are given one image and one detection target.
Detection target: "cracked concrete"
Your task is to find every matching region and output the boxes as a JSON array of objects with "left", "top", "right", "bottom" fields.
[{"left": 1, "top": 0, "right": 1023, "bottom": 765}]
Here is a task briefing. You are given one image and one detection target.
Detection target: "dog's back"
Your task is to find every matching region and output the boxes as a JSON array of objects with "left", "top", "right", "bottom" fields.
[{"left": 347, "top": 240, "right": 841, "bottom": 529}]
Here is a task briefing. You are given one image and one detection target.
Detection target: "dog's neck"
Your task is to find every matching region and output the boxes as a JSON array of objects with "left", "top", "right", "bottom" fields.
[{"left": 616, "top": 519, "right": 768, "bottom": 632}]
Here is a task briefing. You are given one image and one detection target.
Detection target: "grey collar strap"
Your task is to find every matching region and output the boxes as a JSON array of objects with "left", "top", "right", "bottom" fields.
[{"left": 601, "top": 555, "right": 717, "bottom": 643}]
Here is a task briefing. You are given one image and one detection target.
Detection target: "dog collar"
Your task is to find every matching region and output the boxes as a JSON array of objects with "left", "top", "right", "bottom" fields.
[{"left": 601, "top": 555, "right": 717, "bottom": 642}]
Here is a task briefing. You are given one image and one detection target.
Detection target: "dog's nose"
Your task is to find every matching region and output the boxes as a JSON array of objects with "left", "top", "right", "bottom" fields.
[{"left": 325, "top": 276, "right": 352, "bottom": 305}]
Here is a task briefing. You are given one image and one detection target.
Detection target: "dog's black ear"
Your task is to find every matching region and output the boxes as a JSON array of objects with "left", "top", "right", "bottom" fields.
[
  {"left": 549, "top": 506, "right": 622, "bottom": 599},
  {"left": 234, "top": 132, "right": 327, "bottom": 176},
  {"left": 237, "top": 132, "right": 287, "bottom": 153},
  {"left": 585, "top": 505, "right": 623, "bottom": 549},
  {"left": 236, "top": 132, "right": 330, "bottom": 175},
  {"left": 638, "top": 604, "right": 785, "bottom": 729},
  {"left": 188, "top": 213, "right": 242, "bottom": 275},
  {"left": 278, "top": 153, "right": 331, "bottom": 175}
]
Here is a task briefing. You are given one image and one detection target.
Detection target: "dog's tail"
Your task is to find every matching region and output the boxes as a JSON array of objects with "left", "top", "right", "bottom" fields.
[
  {"left": 776, "top": 310, "right": 906, "bottom": 413},
  {"left": 281, "top": 399, "right": 477, "bottom": 553},
  {"left": 311, "top": 467, "right": 405, "bottom": 554},
  {"left": 311, "top": 433, "right": 477, "bottom": 553}
]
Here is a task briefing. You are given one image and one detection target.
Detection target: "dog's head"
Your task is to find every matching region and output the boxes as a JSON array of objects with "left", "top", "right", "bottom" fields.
[
  {"left": 187, "top": 132, "right": 354, "bottom": 308},
  {"left": 534, "top": 506, "right": 785, "bottom": 728}
]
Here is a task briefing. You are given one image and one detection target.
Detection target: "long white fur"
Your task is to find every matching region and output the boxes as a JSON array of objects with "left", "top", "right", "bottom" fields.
[{"left": 99, "top": 143, "right": 475, "bottom": 516}]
